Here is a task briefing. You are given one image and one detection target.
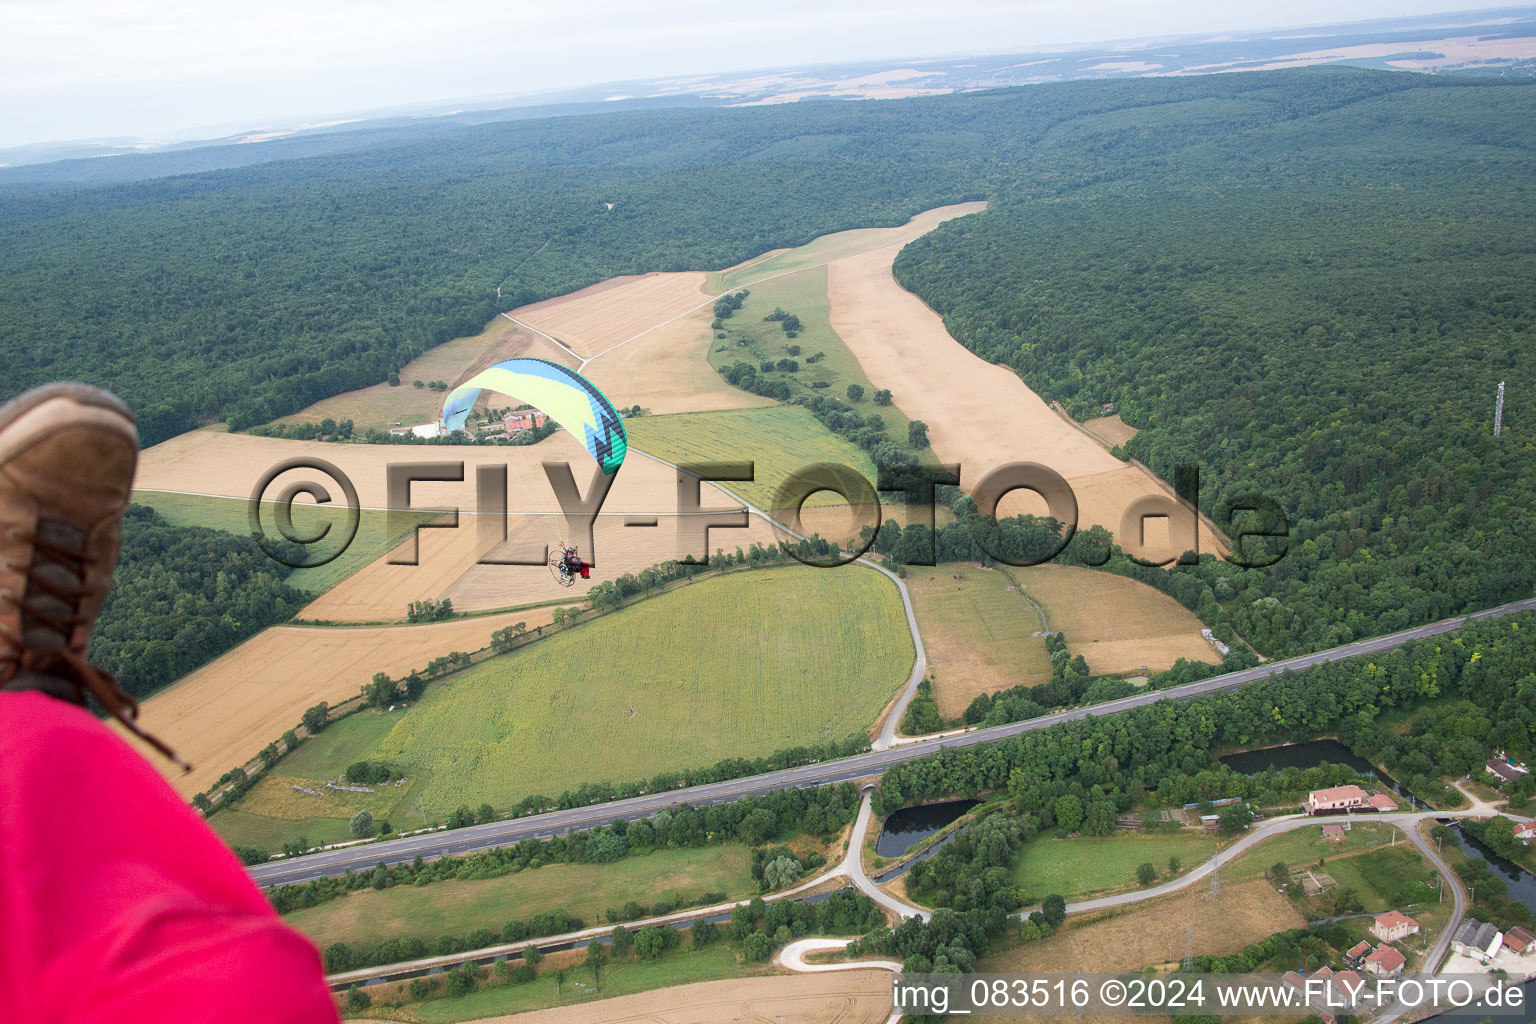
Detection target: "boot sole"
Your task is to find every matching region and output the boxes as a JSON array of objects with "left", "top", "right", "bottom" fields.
[{"left": 0, "top": 384, "right": 138, "bottom": 467}]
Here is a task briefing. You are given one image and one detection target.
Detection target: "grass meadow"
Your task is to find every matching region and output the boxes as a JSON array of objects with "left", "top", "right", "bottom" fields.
[
  {"left": 285, "top": 845, "right": 754, "bottom": 948},
  {"left": 374, "top": 565, "right": 911, "bottom": 814},
  {"left": 213, "top": 566, "right": 911, "bottom": 841},
  {"left": 1011, "top": 831, "right": 1226, "bottom": 900},
  {"left": 701, "top": 266, "right": 924, "bottom": 449}
]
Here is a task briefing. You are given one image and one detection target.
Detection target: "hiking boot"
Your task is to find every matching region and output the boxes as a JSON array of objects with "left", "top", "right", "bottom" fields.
[{"left": 0, "top": 383, "right": 187, "bottom": 769}]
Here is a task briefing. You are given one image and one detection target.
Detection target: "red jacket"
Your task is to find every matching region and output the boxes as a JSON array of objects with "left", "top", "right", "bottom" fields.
[{"left": 0, "top": 691, "right": 339, "bottom": 1023}]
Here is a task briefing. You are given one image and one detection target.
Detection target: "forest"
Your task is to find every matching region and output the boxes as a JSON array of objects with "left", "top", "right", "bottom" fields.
[
  {"left": 6, "top": 69, "right": 1527, "bottom": 446},
  {"left": 92, "top": 506, "right": 307, "bottom": 699},
  {"left": 892, "top": 75, "right": 1536, "bottom": 655}
]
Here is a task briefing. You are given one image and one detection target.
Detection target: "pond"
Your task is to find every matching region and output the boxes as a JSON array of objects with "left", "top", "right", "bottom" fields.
[
  {"left": 876, "top": 799, "right": 978, "bottom": 858},
  {"left": 1219, "top": 739, "right": 1412, "bottom": 803}
]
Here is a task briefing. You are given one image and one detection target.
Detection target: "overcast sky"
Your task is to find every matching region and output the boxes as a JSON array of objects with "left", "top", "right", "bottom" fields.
[{"left": 0, "top": 0, "right": 1512, "bottom": 148}]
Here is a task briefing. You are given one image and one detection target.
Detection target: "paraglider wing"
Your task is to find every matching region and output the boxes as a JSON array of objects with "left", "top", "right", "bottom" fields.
[{"left": 440, "top": 358, "right": 627, "bottom": 475}]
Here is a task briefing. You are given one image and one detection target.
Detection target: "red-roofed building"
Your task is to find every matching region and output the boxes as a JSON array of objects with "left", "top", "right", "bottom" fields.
[
  {"left": 1514, "top": 821, "right": 1536, "bottom": 844},
  {"left": 1505, "top": 926, "right": 1536, "bottom": 955},
  {"left": 1367, "top": 793, "right": 1399, "bottom": 811},
  {"left": 503, "top": 410, "right": 549, "bottom": 433},
  {"left": 1323, "top": 823, "right": 1346, "bottom": 840},
  {"left": 1364, "top": 946, "right": 1406, "bottom": 976},
  {"left": 1330, "top": 970, "right": 1368, "bottom": 1003},
  {"left": 1308, "top": 785, "right": 1368, "bottom": 814},
  {"left": 1372, "top": 911, "right": 1421, "bottom": 943},
  {"left": 1344, "top": 940, "right": 1372, "bottom": 966}
]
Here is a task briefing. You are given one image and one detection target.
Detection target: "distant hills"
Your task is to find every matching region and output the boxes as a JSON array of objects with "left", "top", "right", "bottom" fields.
[{"left": 5, "top": 4, "right": 1535, "bottom": 186}]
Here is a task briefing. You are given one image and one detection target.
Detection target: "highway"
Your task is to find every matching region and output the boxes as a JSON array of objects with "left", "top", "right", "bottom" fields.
[{"left": 248, "top": 593, "right": 1536, "bottom": 888}]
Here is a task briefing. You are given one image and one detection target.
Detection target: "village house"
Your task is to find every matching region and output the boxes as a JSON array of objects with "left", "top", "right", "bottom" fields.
[
  {"left": 1452, "top": 919, "right": 1503, "bottom": 962},
  {"left": 1307, "top": 785, "right": 1368, "bottom": 814},
  {"left": 1372, "top": 911, "right": 1420, "bottom": 943},
  {"left": 1514, "top": 821, "right": 1536, "bottom": 844},
  {"left": 1323, "top": 824, "right": 1347, "bottom": 841},
  {"left": 1504, "top": 926, "right": 1536, "bottom": 956},
  {"left": 1344, "top": 940, "right": 1372, "bottom": 967},
  {"left": 1487, "top": 759, "right": 1525, "bottom": 784},
  {"left": 1328, "top": 970, "right": 1367, "bottom": 1008},
  {"left": 1367, "top": 793, "right": 1399, "bottom": 811},
  {"left": 503, "top": 410, "right": 549, "bottom": 433},
  {"left": 1363, "top": 946, "right": 1406, "bottom": 976}
]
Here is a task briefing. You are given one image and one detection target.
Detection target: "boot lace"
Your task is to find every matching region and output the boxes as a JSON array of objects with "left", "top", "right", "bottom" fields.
[{"left": 1, "top": 531, "right": 189, "bottom": 771}]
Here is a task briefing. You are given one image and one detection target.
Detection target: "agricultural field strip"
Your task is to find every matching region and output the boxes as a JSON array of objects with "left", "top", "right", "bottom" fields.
[
  {"left": 568, "top": 227, "right": 959, "bottom": 370},
  {"left": 324, "top": 834, "right": 860, "bottom": 988},
  {"left": 248, "top": 593, "right": 1536, "bottom": 888},
  {"left": 323, "top": 802, "right": 1480, "bottom": 989}
]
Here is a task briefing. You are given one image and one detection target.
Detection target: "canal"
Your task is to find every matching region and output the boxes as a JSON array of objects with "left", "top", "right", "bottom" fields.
[{"left": 1219, "top": 738, "right": 1416, "bottom": 805}]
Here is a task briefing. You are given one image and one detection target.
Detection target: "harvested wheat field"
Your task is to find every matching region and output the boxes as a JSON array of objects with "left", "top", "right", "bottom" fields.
[
  {"left": 906, "top": 565, "right": 1053, "bottom": 718},
  {"left": 510, "top": 272, "right": 711, "bottom": 359},
  {"left": 137, "top": 429, "right": 557, "bottom": 508},
  {"left": 826, "top": 231, "right": 1225, "bottom": 563},
  {"left": 579, "top": 303, "right": 772, "bottom": 415},
  {"left": 273, "top": 316, "right": 574, "bottom": 433},
  {"left": 469, "top": 971, "right": 895, "bottom": 1024},
  {"left": 116, "top": 608, "right": 558, "bottom": 798},
  {"left": 1081, "top": 413, "right": 1138, "bottom": 448},
  {"left": 1012, "top": 563, "right": 1220, "bottom": 676},
  {"left": 712, "top": 201, "right": 989, "bottom": 292},
  {"left": 985, "top": 880, "right": 1304, "bottom": 1024}
]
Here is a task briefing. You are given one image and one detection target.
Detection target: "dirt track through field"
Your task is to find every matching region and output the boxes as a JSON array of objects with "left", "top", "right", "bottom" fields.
[
  {"left": 825, "top": 221, "right": 1224, "bottom": 562},
  {"left": 457, "top": 970, "right": 895, "bottom": 1023},
  {"left": 511, "top": 272, "right": 712, "bottom": 359},
  {"left": 119, "top": 609, "right": 557, "bottom": 798}
]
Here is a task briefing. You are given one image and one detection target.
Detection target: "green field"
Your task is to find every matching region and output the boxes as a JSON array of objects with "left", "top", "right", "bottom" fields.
[
  {"left": 626, "top": 405, "right": 879, "bottom": 514},
  {"left": 409, "top": 943, "right": 765, "bottom": 1023},
  {"left": 1012, "top": 831, "right": 1225, "bottom": 900},
  {"left": 231, "top": 567, "right": 910, "bottom": 821},
  {"left": 1320, "top": 845, "right": 1437, "bottom": 912},
  {"left": 710, "top": 219, "right": 914, "bottom": 292},
  {"left": 211, "top": 710, "right": 426, "bottom": 849},
  {"left": 1225, "top": 821, "right": 1396, "bottom": 880},
  {"left": 701, "top": 267, "right": 922, "bottom": 446},
  {"left": 287, "top": 845, "right": 754, "bottom": 948},
  {"left": 131, "top": 489, "right": 434, "bottom": 595}
]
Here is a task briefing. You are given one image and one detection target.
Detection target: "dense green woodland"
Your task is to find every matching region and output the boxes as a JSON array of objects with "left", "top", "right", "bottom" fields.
[
  {"left": 891, "top": 74, "right": 1536, "bottom": 656},
  {"left": 92, "top": 507, "right": 306, "bottom": 698}
]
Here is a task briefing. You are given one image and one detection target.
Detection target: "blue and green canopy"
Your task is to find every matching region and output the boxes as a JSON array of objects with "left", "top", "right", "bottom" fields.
[{"left": 441, "top": 358, "right": 627, "bottom": 475}]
